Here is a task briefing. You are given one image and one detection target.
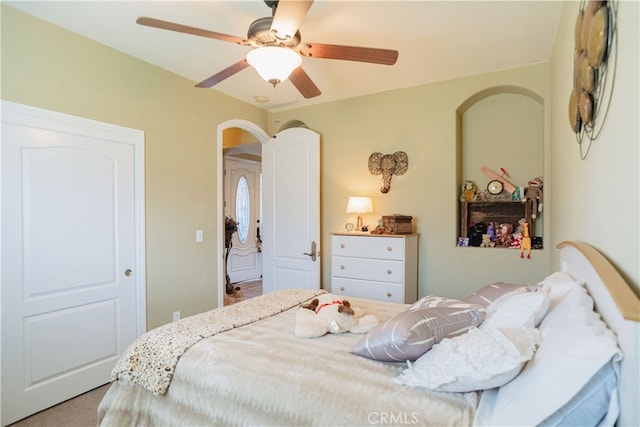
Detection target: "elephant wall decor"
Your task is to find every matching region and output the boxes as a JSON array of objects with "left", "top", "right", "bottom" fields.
[{"left": 368, "top": 151, "right": 409, "bottom": 193}]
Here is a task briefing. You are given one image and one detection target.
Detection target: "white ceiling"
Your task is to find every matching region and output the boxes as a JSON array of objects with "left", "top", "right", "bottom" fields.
[{"left": 8, "top": 0, "right": 563, "bottom": 112}]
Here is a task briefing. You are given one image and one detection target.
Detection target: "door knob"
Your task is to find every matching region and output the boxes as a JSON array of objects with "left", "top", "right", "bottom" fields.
[{"left": 124, "top": 269, "right": 133, "bottom": 277}]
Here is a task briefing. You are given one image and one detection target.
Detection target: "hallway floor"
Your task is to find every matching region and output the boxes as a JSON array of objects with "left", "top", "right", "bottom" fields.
[{"left": 224, "top": 279, "right": 262, "bottom": 306}]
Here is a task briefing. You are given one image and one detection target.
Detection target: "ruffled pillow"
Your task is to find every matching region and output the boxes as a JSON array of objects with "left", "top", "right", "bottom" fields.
[{"left": 395, "top": 327, "right": 540, "bottom": 392}]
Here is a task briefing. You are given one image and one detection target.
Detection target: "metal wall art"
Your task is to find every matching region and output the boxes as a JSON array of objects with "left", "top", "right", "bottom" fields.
[
  {"left": 368, "top": 151, "right": 408, "bottom": 193},
  {"left": 569, "top": 0, "right": 617, "bottom": 159}
]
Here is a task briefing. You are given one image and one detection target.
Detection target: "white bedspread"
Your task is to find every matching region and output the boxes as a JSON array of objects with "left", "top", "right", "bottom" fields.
[
  {"left": 99, "top": 291, "right": 478, "bottom": 426},
  {"left": 111, "top": 288, "right": 326, "bottom": 395}
]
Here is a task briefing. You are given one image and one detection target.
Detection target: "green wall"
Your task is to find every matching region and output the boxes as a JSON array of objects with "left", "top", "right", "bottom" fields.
[{"left": 548, "top": 1, "right": 638, "bottom": 289}]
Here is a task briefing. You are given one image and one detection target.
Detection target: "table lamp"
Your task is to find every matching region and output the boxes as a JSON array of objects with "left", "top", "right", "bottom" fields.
[{"left": 346, "top": 196, "right": 373, "bottom": 231}]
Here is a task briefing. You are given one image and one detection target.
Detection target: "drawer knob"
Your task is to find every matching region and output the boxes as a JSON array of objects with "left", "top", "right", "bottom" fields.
[
  {"left": 340, "top": 265, "right": 345, "bottom": 270},
  {"left": 386, "top": 269, "right": 392, "bottom": 274},
  {"left": 340, "top": 243, "right": 345, "bottom": 249},
  {"left": 340, "top": 286, "right": 345, "bottom": 291},
  {"left": 387, "top": 246, "right": 392, "bottom": 252},
  {"left": 386, "top": 292, "right": 392, "bottom": 298}
]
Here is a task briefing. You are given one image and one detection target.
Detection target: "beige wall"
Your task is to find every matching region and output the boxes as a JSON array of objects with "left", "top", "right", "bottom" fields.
[
  {"left": 461, "top": 93, "right": 544, "bottom": 193},
  {"left": 277, "top": 63, "right": 551, "bottom": 299},
  {"left": 548, "top": 1, "right": 639, "bottom": 290},
  {"left": 1, "top": 6, "right": 269, "bottom": 329}
]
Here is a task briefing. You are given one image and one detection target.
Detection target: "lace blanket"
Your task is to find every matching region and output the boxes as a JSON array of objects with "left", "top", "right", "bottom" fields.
[{"left": 110, "top": 288, "right": 326, "bottom": 395}]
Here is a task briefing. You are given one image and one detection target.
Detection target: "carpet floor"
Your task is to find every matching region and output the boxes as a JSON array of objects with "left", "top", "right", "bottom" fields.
[{"left": 8, "top": 383, "right": 110, "bottom": 427}]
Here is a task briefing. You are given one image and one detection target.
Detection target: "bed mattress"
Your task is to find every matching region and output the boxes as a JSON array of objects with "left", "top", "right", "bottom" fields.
[{"left": 99, "top": 292, "right": 477, "bottom": 426}]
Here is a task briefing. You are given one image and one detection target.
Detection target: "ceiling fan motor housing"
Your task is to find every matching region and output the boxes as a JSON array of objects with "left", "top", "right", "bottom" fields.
[{"left": 248, "top": 17, "right": 300, "bottom": 48}]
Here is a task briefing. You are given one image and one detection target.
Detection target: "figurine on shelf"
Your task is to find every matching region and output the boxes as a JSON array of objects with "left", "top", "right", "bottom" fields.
[
  {"left": 371, "top": 225, "right": 385, "bottom": 234},
  {"left": 487, "top": 222, "right": 496, "bottom": 242},
  {"left": 460, "top": 180, "right": 479, "bottom": 202},
  {"left": 496, "top": 223, "right": 514, "bottom": 247},
  {"left": 510, "top": 231, "right": 522, "bottom": 249},
  {"left": 520, "top": 222, "right": 532, "bottom": 259},
  {"left": 480, "top": 234, "right": 495, "bottom": 248}
]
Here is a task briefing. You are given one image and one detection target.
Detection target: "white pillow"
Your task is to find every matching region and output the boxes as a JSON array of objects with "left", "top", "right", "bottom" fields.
[
  {"left": 395, "top": 327, "right": 539, "bottom": 393},
  {"left": 538, "top": 271, "right": 584, "bottom": 310},
  {"left": 474, "top": 284, "right": 622, "bottom": 426},
  {"left": 480, "top": 288, "right": 550, "bottom": 330}
]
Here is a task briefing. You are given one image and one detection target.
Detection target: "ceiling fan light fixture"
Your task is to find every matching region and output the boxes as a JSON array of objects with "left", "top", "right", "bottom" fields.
[{"left": 246, "top": 46, "right": 301, "bottom": 85}]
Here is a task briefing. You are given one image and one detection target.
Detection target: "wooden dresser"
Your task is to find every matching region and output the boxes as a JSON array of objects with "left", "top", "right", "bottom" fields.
[{"left": 331, "top": 233, "right": 418, "bottom": 304}]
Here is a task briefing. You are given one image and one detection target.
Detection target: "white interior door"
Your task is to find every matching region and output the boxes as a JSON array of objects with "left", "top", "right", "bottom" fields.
[
  {"left": 1, "top": 102, "right": 145, "bottom": 425},
  {"left": 224, "top": 158, "right": 262, "bottom": 283},
  {"left": 262, "top": 127, "right": 320, "bottom": 293}
]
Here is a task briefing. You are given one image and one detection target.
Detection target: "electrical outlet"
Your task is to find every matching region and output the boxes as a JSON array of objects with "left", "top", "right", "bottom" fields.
[{"left": 173, "top": 311, "right": 180, "bottom": 322}]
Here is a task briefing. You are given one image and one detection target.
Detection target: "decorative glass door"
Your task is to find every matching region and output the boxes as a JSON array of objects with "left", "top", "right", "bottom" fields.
[{"left": 224, "top": 158, "right": 262, "bottom": 284}]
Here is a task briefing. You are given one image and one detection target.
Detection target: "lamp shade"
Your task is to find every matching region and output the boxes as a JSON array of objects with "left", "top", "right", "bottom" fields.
[
  {"left": 246, "top": 46, "right": 302, "bottom": 85},
  {"left": 346, "top": 196, "right": 373, "bottom": 214}
]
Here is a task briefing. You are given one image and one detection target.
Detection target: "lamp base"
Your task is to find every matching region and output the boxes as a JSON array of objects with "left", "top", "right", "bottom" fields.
[{"left": 356, "top": 216, "right": 363, "bottom": 231}]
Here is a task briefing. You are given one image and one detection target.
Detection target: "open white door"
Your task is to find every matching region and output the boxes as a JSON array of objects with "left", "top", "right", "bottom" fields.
[
  {"left": 1, "top": 102, "right": 145, "bottom": 425},
  {"left": 262, "top": 127, "right": 320, "bottom": 293}
]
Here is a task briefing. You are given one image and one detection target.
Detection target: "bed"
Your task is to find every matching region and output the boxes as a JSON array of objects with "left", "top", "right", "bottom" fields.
[{"left": 98, "top": 241, "right": 639, "bottom": 426}]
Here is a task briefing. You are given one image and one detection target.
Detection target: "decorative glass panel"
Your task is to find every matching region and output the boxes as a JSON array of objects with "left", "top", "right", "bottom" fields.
[{"left": 235, "top": 176, "right": 250, "bottom": 242}]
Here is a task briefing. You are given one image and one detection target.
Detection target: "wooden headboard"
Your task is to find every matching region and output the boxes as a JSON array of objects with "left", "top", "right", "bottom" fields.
[{"left": 557, "top": 241, "right": 640, "bottom": 426}]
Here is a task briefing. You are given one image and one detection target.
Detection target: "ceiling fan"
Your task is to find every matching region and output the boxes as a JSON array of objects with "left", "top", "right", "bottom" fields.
[{"left": 136, "top": 0, "right": 399, "bottom": 99}]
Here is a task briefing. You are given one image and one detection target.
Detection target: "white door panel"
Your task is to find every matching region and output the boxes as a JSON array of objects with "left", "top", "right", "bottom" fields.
[
  {"left": 1, "top": 102, "right": 144, "bottom": 425},
  {"left": 262, "top": 127, "right": 320, "bottom": 292}
]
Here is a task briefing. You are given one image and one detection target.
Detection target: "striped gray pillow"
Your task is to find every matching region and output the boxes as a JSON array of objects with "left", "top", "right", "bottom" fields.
[
  {"left": 350, "top": 296, "right": 484, "bottom": 362},
  {"left": 463, "top": 282, "right": 538, "bottom": 307}
]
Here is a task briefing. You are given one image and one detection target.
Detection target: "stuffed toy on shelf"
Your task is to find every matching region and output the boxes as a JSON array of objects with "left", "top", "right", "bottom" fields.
[{"left": 523, "top": 177, "right": 544, "bottom": 219}]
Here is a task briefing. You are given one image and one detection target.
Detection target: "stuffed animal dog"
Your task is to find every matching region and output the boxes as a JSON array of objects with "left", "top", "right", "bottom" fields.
[{"left": 294, "top": 293, "right": 378, "bottom": 338}]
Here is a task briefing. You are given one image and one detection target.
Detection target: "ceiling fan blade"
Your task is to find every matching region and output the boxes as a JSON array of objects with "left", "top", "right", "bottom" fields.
[
  {"left": 136, "top": 17, "right": 244, "bottom": 45},
  {"left": 289, "top": 67, "right": 321, "bottom": 99},
  {"left": 195, "top": 60, "right": 250, "bottom": 88},
  {"left": 271, "top": 0, "right": 313, "bottom": 42},
  {"left": 300, "top": 42, "right": 398, "bottom": 65}
]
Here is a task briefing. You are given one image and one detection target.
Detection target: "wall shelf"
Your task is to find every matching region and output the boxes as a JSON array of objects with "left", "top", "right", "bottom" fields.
[{"left": 460, "top": 200, "right": 532, "bottom": 244}]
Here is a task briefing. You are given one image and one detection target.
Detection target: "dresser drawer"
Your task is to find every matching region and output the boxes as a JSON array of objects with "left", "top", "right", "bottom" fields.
[
  {"left": 333, "top": 278, "right": 404, "bottom": 303},
  {"left": 332, "top": 235, "right": 404, "bottom": 260},
  {"left": 332, "top": 256, "right": 404, "bottom": 284}
]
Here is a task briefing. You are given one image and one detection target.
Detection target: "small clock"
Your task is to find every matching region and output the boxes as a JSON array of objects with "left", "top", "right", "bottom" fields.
[
  {"left": 345, "top": 222, "right": 355, "bottom": 232},
  {"left": 487, "top": 180, "right": 504, "bottom": 195}
]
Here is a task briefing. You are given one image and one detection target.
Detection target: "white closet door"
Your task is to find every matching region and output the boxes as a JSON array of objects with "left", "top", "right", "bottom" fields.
[{"left": 1, "top": 102, "right": 145, "bottom": 425}]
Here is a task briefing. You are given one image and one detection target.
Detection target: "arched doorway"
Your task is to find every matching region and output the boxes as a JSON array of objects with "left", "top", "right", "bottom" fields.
[{"left": 216, "top": 120, "right": 270, "bottom": 308}]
